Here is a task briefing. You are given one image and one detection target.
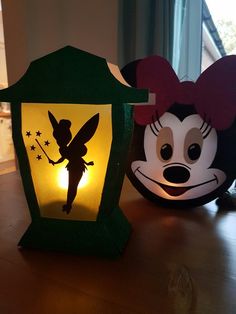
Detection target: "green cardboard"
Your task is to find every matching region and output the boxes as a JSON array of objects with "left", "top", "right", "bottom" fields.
[{"left": 0, "top": 46, "right": 148, "bottom": 256}]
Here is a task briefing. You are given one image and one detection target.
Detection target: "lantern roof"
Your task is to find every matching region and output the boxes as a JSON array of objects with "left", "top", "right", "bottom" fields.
[{"left": 0, "top": 46, "right": 148, "bottom": 104}]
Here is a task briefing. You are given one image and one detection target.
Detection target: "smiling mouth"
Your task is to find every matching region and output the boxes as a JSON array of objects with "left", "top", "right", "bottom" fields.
[{"left": 135, "top": 168, "right": 218, "bottom": 197}]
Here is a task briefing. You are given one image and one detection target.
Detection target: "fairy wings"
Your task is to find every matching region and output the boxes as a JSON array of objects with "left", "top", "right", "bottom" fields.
[{"left": 48, "top": 111, "right": 99, "bottom": 154}]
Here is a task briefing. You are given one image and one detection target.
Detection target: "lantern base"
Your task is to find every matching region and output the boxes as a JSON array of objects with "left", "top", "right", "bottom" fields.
[{"left": 18, "top": 206, "right": 131, "bottom": 257}]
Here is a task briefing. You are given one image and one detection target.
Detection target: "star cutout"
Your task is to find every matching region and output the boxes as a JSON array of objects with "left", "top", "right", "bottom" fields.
[
  {"left": 44, "top": 140, "right": 50, "bottom": 146},
  {"left": 26, "top": 131, "right": 32, "bottom": 137},
  {"left": 36, "top": 155, "right": 42, "bottom": 160},
  {"left": 36, "top": 130, "right": 42, "bottom": 137},
  {"left": 30, "top": 145, "right": 36, "bottom": 151}
]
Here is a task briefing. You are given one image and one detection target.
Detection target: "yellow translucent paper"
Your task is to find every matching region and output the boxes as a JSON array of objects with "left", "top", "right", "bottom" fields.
[{"left": 22, "top": 103, "right": 112, "bottom": 221}]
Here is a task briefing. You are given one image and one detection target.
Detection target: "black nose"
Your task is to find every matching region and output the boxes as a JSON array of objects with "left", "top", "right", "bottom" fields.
[{"left": 163, "top": 166, "right": 190, "bottom": 184}]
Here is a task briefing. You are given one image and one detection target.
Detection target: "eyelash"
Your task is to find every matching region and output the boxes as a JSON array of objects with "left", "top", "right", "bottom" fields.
[
  {"left": 200, "top": 119, "right": 212, "bottom": 139},
  {"left": 150, "top": 113, "right": 213, "bottom": 139},
  {"left": 150, "top": 112, "right": 162, "bottom": 137}
]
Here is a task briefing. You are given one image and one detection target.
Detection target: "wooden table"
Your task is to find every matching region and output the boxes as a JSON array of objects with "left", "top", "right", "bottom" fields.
[{"left": 1, "top": 171, "right": 236, "bottom": 314}]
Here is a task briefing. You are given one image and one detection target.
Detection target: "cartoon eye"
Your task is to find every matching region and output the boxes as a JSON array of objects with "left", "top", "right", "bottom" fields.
[
  {"left": 188, "top": 143, "right": 201, "bottom": 161},
  {"left": 184, "top": 128, "right": 203, "bottom": 164},
  {"left": 156, "top": 127, "right": 173, "bottom": 162},
  {"left": 160, "top": 144, "right": 173, "bottom": 160}
]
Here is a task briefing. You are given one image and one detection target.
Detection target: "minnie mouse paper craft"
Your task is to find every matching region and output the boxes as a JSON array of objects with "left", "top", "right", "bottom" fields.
[{"left": 122, "top": 55, "right": 236, "bottom": 208}]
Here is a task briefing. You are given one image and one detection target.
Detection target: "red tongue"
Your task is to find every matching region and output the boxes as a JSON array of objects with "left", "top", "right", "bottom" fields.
[{"left": 161, "top": 185, "right": 189, "bottom": 197}]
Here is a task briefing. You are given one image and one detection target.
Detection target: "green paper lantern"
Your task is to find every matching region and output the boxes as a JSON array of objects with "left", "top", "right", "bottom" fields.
[{"left": 0, "top": 46, "right": 148, "bottom": 256}]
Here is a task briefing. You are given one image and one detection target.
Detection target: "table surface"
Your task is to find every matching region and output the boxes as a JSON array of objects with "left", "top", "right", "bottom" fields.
[{"left": 0, "top": 171, "right": 236, "bottom": 314}]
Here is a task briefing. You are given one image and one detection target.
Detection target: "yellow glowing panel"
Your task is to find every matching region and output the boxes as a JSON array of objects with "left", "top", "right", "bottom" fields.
[{"left": 22, "top": 103, "right": 112, "bottom": 221}]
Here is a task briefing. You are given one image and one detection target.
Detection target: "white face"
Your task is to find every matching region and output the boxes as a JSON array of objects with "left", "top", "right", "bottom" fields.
[{"left": 132, "top": 112, "right": 226, "bottom": 200}]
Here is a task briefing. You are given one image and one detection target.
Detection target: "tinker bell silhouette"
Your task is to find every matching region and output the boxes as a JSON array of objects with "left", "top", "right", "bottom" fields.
[{"left": 47, "top": 111, "right": 99, "bottom": 214}]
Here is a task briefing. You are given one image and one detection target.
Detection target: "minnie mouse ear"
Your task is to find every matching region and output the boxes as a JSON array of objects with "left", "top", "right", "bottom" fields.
[
  {"left": 195, "top": 55, "right": 236, "bottom": 130},
  {"left": 121, "top": 59, "right": 141, "bottom": 87},
  {"left": 134, "top": 56, "right": 180, "bottom": 125}
]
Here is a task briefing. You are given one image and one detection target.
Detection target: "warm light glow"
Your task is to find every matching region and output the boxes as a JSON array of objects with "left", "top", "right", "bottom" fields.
[
  {"left": 57, "top": 167, "right": 89, "bottom": 189},
  {"left": 22, "top": 103, "right": 112, "bottom": 221}
]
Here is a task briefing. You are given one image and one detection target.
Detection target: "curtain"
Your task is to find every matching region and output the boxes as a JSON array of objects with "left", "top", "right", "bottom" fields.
[
  {"left": 118, "top": 0, "right": 176, "bottom": 67},
  {"left": 172, "top": 0, "right": 187, "bottom": 73},
  {"left": 176, "top": 0, "right": 203, "bottom": 81},
  {"left": 119, "top": 0, "right": 202, "bottom": 80}
]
